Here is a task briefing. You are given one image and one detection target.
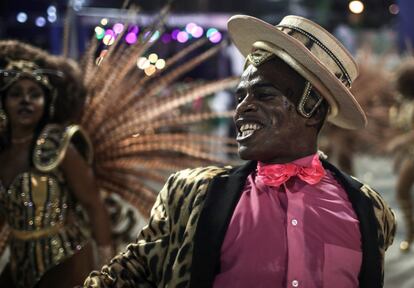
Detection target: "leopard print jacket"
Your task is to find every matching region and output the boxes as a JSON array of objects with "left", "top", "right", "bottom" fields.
[{"left": 83, "top": 163, "right": 396, "bottom": 288}]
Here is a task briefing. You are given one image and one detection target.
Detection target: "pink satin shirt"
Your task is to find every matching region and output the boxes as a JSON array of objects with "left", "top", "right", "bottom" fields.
[{"left": 213, "top": 154, "right": 362, "bottom": 288}]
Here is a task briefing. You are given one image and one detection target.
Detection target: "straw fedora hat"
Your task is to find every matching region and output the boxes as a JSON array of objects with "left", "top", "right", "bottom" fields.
[{"left": 227, "top": 15, "right": 367, "bottom": 130}]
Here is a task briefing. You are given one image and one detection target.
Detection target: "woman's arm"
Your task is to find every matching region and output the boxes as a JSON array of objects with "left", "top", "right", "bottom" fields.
[
  {"left": 60, "top": 144, "right": 113, "bottom": 265},
  {"left": 387, "top": 130, "right": 414, "bottom": 153}
]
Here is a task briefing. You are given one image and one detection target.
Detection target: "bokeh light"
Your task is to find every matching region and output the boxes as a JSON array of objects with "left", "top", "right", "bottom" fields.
[
  {"left": 143, "top": 31, "right": 151, "bottom": 40},
  {"left": 35, "top": 17, "right": 46, "bottom": 27},
  {"left": 185, "top": 23, "right": 197, "bottom": 34},
  {"left": 113, "top": 23, "right": 124, "bottom": 34},
  {"left": 209, "top": 31, "right": 222, "bottom": 43},
  {"left": 144, "top": 65, "right": 157, "bottom": 76},
  {"left": 125, "top": 32, "right": 137, "bottom": 44},
  {"left": 171, "top": 29, "right": 180, "bottom": 40},
  {"left": 103, "top": 29, "right": 115, "bottom": 45},
  {"left": 73, "top": 0, "right": 84, "bottom": 11},
  {"left": 155, "top": 59, "right": 166, "bottom": 70},
  {"left": 103, "top": 35, "right": 115, "bottom": 46},
  {"left": 137, "top": 57, "right": 151, "bottom": 69},
  {"left": 148, "top": 53, "right": 158, "bottom": 63},
  {"left": 206, "top": 28, "right": 218, "bottom": 38},
  {"left": 150, "top": 31, "right": 160, "bottom": 42},
  {"left": 95, "top": 26, "right": 105, "bottom": 39},
  {"left": 105, "top": 29, "right": 115, "bottom": 37},
  {"left": 389, "top": 4, "right": 399, "bottom": 15},
  {"left": 129, "top": 25, "right": 139, "bottom": 34},
  {"left": 349, "top": 1, "right": 364, "bottom": 14},
  {"left": 47, "top": 5, "right": 57, "bottom": 15},
  {"left": 177, "top": 31, "right": 189, "bottom": 43},
  {"left": 48, "top": 14, "right": 57, "bottom": 23},
  {"left": 192, "top": 26, "right": 204, "bottom": 38},
  {"left": 16, "top": 12, "right": 28, "bottom": 23},
  {"left": 100, "top": 18, "right": 108, "bottom": 26},
  {"left": 96, "top": 49, "right": 108, "bottom": 65},
  {"left": 161, "top": 33, "right": 172, "bottom": 44}
]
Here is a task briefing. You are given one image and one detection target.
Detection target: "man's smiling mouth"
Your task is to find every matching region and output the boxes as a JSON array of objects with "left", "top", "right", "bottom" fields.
[{"left": 237, "top": 122, "right": 263, "bottom": 140}]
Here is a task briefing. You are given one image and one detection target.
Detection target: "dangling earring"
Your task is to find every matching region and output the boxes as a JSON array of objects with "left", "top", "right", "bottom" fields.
[
  {"left": 49, "top": 103, "right": 55, "bottom": 119},
  {"left": 48, "top": 90, "right": 57, "bottom": 119},
  {"left": 0, "top": 105, "right": 8, "bottom": 133}
]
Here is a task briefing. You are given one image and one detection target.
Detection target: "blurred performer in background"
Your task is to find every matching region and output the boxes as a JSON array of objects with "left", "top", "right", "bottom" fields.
[
  {"left": 0, "top": 41, "right": 113, "bottom": 288},
  {"left": 388, "top": 59, "right": 414, "bottom": 252},
  {"left": 320, "top": 60, "right": 397, "bottom": 175}
]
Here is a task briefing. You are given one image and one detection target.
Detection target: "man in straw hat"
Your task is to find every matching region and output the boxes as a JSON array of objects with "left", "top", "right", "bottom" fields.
[{"left": 84, "top": 15, "right": 396, "bottom": 288}]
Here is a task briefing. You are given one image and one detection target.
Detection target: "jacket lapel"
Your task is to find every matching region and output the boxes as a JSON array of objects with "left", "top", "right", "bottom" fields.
[
  {"left": 190, "top": 161, "right": 257, "bottom": 288},
  {"left": 321, "top": 160, "right": 382, "bottom": 288}
]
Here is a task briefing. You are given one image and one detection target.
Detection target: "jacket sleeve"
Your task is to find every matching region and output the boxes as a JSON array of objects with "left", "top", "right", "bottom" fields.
[
  {"left": 83, "top": 174, "right": 175, "bottom": 288},
  {"left": 360, "top": 184, "right": 396, "bottom": 250}
]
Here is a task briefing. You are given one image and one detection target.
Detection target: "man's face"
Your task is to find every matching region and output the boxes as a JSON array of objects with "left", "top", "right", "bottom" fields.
[{"left": 233, "top": 57, "right": 311, "bottom": 163}]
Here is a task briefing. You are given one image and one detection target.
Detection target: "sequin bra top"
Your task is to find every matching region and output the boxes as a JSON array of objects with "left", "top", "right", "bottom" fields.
[{"left": 0, "top": 124, "right": 93, "bottom": 288}]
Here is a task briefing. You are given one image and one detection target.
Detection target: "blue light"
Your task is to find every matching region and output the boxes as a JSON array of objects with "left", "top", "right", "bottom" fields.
[
  {"left": 48, "top": 14, "right": 57, "bottom": 23},
  {"left": 206, "top": 28, "right": 218, "bottom": 38},
  {"left": 73, "top": 0, "right": 85, "bottom": 12},
  {"left": 35, "top": 17, "right": 46, "bottom": 27},
  {"left": 16, "top": 12, "right": 28, "bottom": 23},
  {"left": 47, "top": 5, "right": 57, "bottom": 16}
]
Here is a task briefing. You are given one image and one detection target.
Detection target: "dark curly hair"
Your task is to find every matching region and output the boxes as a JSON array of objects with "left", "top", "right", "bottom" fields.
[{"left": 0, "top": 40, "right": 86, "bottom": 150}]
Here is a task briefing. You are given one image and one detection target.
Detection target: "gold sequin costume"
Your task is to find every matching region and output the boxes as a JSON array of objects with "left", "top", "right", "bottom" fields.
[{"left": 0, "top": 124, "right": 92, "bottom": 288}]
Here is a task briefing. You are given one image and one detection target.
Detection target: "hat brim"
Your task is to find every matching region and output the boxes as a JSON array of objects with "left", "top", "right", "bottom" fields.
[{"left": 228, "top": 15, "right": 367, "bottom": 130}]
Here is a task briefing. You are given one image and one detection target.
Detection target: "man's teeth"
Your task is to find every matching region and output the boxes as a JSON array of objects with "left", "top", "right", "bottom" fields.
[
  {"left": 239, "top": 123, "right": 262, "bottom": 138},
  {"left": 240, "top": 123, "right": 262, "bottom": 132},
  {"left": 241, "top": 130, "right": 254, "bottom": 137}
]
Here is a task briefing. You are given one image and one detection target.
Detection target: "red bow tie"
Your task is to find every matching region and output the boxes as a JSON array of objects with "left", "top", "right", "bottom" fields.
[{"left": 257, "top": 154, "right": 325, "bottom": 187}]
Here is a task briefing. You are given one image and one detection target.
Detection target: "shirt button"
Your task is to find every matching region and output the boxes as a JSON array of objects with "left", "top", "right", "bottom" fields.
[
  {"left": 291, "top": 219, "right": 298, "bottom": 226},
  {"left": 292, "top": 280, "right": 299, "bottom": 287}
]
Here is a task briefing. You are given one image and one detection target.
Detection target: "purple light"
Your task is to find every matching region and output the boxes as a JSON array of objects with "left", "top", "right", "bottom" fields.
[
  {"left": 105, "top": 29, "right": 115, "bottom": 37},
  {"left": 209, "top": 31, "right": 222, "bottom": 43},
  {"left": 185, "top": 23, "right": 197, "bottom": 34},
  {"left": 143, "top": 31, "right": 151, "bottom": 39},
  {"left": 113, "top": 23, "right": 124, "bottom": 34},
  {"left": 143, "top": 31, "right": 151, "bottom": 40},
  {"left": 171, "top": 29, "right": 180, "bottom": 40},
  {"left": 177, "top": 31, "right": 189, "bottom": 43},
  {"left": 161, "top": 33, "right": 172, "bottom": 44},
  {"left": 125, "top": 32, "right": 137, "bottom": 44},
  {"left": 192, "top": 26, "right": 204, "bottom": 38},
  {"left": 128, "top": 25, "right": 139, "bottom": 35}
]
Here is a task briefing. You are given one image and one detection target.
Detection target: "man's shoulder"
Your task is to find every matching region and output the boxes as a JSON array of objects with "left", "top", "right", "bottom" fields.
[
  {"left": 349, "top": 175, "right": 387, "bottom": 205},
  {"left": 169, "top": 165, "right": 234, "bottom": 185},
  {"left": 349, "top": 176, "right": 396, "bottom": 249}
]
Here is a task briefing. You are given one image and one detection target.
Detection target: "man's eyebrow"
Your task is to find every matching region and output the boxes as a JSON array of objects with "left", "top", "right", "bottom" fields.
[
  {"left": 236, "top": 82, "right": 279, "bottom": 92},
  {"left": 254, "top": 82, "right": 279, "bottom": 90}
]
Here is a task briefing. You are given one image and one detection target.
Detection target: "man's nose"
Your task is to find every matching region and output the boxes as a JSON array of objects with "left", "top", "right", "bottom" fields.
[{"left": 237, "top": 95, "right": 258, "bottom": 114}]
